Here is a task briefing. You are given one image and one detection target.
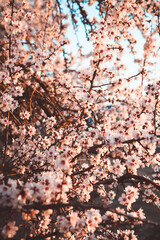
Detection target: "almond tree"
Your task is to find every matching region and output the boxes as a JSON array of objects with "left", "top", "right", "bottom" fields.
[{"left": 0, "top": 0, "right": 160, "bottom": 239}]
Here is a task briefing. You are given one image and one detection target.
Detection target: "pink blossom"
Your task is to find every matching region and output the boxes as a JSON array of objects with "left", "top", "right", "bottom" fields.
[{"left": 1, "top": 221, "right": 18, "bottom": 239}]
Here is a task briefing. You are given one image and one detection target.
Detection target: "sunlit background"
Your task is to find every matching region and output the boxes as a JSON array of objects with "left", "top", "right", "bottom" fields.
[{"left": 61, "top": 0, "right": 159, "bottom": 90}]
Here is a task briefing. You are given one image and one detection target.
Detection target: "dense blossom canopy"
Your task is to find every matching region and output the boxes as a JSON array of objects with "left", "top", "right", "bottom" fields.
[{"left": 0, "top": 0, "right": 160, "bottom": 239}]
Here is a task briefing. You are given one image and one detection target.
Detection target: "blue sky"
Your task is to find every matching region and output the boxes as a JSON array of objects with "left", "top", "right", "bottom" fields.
[{"left": 61, "top": 1, "right": 159, "bottom": 89}]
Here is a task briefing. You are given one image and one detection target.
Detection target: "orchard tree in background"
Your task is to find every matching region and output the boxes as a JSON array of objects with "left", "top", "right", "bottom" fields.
[{"left": 0, "top": 0, "right": 160, "bottom": 239}]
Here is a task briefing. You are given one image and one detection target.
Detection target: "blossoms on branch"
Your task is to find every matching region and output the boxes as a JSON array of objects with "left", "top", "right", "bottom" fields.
[{"left": 0, "top": 0, "right": 160, "bottom": 239}]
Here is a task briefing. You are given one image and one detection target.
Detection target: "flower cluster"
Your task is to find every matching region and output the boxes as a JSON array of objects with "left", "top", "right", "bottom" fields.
[{"left": 118, "top": 186, "right": 139, "bottom": 210}]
